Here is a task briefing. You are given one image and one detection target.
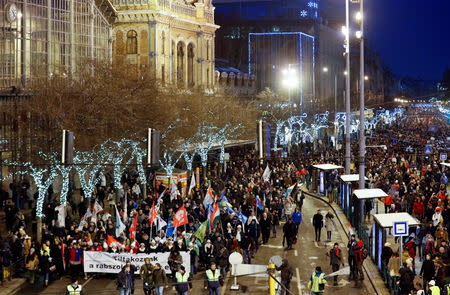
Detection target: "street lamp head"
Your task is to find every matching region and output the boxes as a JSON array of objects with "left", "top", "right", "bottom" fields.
[
  {"left": 323, "top": 67, "right": 328, "bottom": 73},
  {"left": 344, "top": 71, "right": 348, "bottom": 76},
  {"left": 355, "top": 31, "right": 362, "bottom": 39},
  {"left": 355, "top": 11, "right": 362, "bottom": 22},
  {"left": 282, "top": 77, "right": 298, "bottom": 88},
  {"left": 364, "top": 75, "right": 369, "bottom": 81}
]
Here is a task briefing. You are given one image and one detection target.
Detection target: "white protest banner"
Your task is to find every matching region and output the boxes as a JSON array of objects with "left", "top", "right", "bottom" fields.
[{"left": 83, "top": 251, "right": 190, "bottom": 274}]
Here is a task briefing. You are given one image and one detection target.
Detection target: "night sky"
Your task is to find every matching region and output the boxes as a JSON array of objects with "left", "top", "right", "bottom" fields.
[
  {"left": 358, "top": 0, "right": 450, "bottom": 81},
  {"left": 325, "top": 0, "right": 450, "bottom": 81}
]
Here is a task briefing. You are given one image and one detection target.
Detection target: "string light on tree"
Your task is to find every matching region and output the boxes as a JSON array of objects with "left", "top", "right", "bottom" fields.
[{"left": 74, "top": 151, "right": 104, "bottom": 200}]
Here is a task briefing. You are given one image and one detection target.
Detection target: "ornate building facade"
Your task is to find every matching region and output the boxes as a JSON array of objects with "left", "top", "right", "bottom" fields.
[{"left": 111, "top": 0, "right": 218, "bottom": 90}]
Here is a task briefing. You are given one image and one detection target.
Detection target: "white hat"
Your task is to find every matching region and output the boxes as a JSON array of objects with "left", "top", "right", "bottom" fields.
[{"left": 429, "top": 280, "right": 436, "bottom": 286}]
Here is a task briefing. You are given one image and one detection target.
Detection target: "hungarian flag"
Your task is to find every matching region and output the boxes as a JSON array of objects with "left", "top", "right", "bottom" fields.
[
  {"left": 203, "top": 185, "right": 214, "bottom": 210},
  {"left": 208, "top": 202, "right": 221, "bottom": 231},
  {"left": 173, "top": 205, "right": 189, "bottom": 228},
  {"left": 129, "top": 213, "right": 138, "bottom": 239},
  {"left": 149, "top": 203, "right": 157, "bottom": 225},
  {"left": 107, "top": 234, "right": 123, "bottom": 247}
]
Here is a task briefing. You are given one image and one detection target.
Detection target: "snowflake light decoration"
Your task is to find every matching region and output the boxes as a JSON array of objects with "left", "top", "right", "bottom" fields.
[{"left": 300, "top": 10, "right": 308, "bottom": 17}]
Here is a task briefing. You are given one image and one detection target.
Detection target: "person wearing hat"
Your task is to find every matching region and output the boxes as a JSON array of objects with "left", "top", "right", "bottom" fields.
[
  {"left": 276, "top": 259, "right": 293, "bottom": 295},
  {"left": 308, "top": 266, "right": 327, "bottom": 295},
  {"left": 140, "top": 258, "right": 154, "bottom": 295},
  {"left": 428, "top": 280, "right": 440, "bottom": 295},
  {"left": 66, "top": 278, "right": 83, "bottom": 295},
  {"left": 204, "top": 262, "right": 222, "bottom": 295},
  {"left": 175, "top": 265, "right": 191, "bottom": 295}
]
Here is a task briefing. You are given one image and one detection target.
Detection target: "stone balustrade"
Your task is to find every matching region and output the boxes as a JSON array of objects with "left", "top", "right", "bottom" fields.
[{"left": 214, "top": 70, "right": 256, "bottom": 96}]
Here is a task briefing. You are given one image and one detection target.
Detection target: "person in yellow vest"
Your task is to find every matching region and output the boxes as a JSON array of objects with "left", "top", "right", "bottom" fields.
[
  {"left": 204, "top": 262, "right": 222, "bottom": 295},
  {"left": 175, "top": 265, "right": 192, "bottom": 295},
  {"left": 428, "top": 280, "right": 440, "bottom": 295},
  {"left": 307, "top": 266, "right": 327, "bottom": 295},
  {"left": 66, "top": 279, "right": 83, "bottom": 295}
]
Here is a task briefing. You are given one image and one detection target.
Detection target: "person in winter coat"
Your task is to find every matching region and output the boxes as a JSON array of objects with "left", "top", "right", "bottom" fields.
[
  {"left": 259, "top": 213, "right": 271, "bottom": 244},
  {"left": 381, "top": 243, "right": 393, "bottom": 266},
  {"left": 325, "top": 211, "right": 335, "bottom": 242},
  {"left": 327, "top": 242, "right": 344, "bottom": 286},
  {"left": 312, "top": 210, "right": 324, "bottom": 242},
  {"left": 282, "top": 218, "right": 297, "bottom": 250},
  {"left": 152, "top": 263, "right": 168, "bottom": 295},
  {"left": 413, "top": 197, "right": 425, "bottom": 219},
  {"left": 174, "top": 265, "right": 191, "bottom": 295},
  {"left": 420, "top": 254, "right": 435, "bottom": 293},
  {"left": 215, "top": 245, "right": 229, "bottom": 278},
  {"left": 292, "top": 208, "right": 302, "bottom": 235},
  {"left": 435, "top": 226, "right": 449, "bottom": 246},
  {"left": 139, "top": 258, "right": 154, "bottom": 295},
  {"left": 25, "top": 248, "right": 39, "bottom": 284},
  {"left": 398, "top": 262, "right": 414, "bottom": 295},
  {"left": 39, "top": 250, "right": 51, "bottom": 287},
  {"left": 117, "top": 264, "right": 133, "bottom": 295},
  {"left": 307, "top": 266, "right": 327, "bottom": 295},
  {"left": 276, "top": 259, "right": 294, "bottom": 295},
  {"left": 388, "top": 252, "right": 400, "bottom": 285}
]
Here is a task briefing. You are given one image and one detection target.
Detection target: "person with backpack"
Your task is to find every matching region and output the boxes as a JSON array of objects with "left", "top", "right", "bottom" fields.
[
  {"left": 399, "top": 262, "right": 414, "bottom": 295},
  {"left": 308, "top": 266, "right": 327, "bottom": 295},
  {"left": 352, "top": 240, "right": 367, "bottom": 282}
]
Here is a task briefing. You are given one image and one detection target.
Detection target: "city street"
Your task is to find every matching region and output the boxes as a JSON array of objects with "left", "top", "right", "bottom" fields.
[{"left": 13, "top": 195, "right": 370, "bottom": 295}]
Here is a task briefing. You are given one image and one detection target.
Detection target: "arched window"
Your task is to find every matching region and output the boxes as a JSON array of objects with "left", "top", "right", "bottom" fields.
[
  {"left": 177, "top": 42, "right": 184, "bottom": 84},
  {"left": 187, "top": 44, "right": 194, "bottom": 87},
  {"left": 126, "top": 30, "right": 137, "bottom": 54},
  {"left": 161, "top": 31, "right": 165, "bottom": 55}
]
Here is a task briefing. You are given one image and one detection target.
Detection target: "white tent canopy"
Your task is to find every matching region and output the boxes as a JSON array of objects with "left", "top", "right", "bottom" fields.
[
  {"left": 373, "top": 213, "right": 420, "bottom": 228},
  {"left": 340, "top": 174, "right": 369, "bottom": 182},
  {"left": 312, "top": 164, "right": 344, "bottom": 171},
  {"left": 353, "top": 188, "right": 388, "bottom": 199}
]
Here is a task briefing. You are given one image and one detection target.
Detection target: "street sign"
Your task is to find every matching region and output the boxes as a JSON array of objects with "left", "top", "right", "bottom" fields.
[
  {"left": 393, "top": 221, "right": 408, "bottom": 237},
  {"left": 441, "top": 153, "right": 448, "bottom": 161},
  {"left": 424, "top": 146, "right": 432, "bottom": 154}
]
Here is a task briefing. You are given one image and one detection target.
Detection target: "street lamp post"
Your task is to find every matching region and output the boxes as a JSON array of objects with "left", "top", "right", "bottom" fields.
[
  {"left": 358, "top": 0, "right": 365, "bottom": 191},
  {"left": 344, "top": 0, "right": 351, "bottom": 174}
]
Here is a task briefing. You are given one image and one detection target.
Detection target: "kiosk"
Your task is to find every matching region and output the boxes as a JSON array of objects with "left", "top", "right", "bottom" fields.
[
  {"left": 339, "top": 174, "right": 369, "bottom": 218},
  {"left": 372, "top": 213, "right": 420, "bottom": 270},
  {"left": 312, "top": 164, "right": 344, "bottom": 196},
  {"left": 352, "top": 188, "right": 388, "bottom": 226}
]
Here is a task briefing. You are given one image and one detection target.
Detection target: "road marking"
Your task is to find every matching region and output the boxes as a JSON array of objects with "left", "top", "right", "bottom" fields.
[
  {"left": 296, "top": 267, "right": 303, "bottom": 295},
  {"left": 82, "top": 276, "right": 94, "bottom": 287},
  {"left": 294, "top": 250, "right": 298, "bottom": 257},
  {"left": 261, "top": 244, "right": 284, "bottom": 249},
  {"left": 309, "top": 256, "right": 318, "bottom": 260}
]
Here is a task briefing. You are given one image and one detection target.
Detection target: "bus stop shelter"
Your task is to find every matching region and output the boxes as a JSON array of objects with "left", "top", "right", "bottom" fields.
[
  {"left": 312, "top": 164, "right": 344, "bottom": 196},
  {"left": 372, "top": 213, "right": 420, "bottom": 270},
  {"left": 352, "top": 188, "right": 388, "bottom": 226},
  {"left": 339, "top": 174, "right": 369, "bottom": 218}
]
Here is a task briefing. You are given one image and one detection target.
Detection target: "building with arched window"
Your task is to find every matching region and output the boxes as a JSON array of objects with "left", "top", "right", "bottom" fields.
[{"left": 111, "top": 0, "right": 218, "bottom": 90}]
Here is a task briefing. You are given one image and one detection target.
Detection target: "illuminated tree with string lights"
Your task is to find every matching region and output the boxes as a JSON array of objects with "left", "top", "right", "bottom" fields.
[{"left": 74, "top": 151, "right": 104, "bottom": 200}]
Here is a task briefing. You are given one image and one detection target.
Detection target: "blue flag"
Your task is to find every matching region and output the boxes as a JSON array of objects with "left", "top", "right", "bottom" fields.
[
  {"left": 256, "top": 196, "right": 263, "bottom": 210},
  {"left": 238, "top": 210, "right": 248, "bottom": 225},
  {"left": 166, "top": 219, "right": 174, "bottom": 237}
]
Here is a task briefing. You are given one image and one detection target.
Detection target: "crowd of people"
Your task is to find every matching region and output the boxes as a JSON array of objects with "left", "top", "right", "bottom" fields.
[{"left": 0, "top": 106, "right": 448, "bottom": 295}]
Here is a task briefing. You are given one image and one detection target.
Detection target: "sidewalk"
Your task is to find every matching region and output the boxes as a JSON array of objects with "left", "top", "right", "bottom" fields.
[
  {"left": 302, "top": 188, "right": 389, "bottom": 295},
  {"left": 0, "top": 278, "right": 26, "bottom": 295}
]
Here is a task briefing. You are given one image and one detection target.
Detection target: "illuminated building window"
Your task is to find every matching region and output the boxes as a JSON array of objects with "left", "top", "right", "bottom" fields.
[{"left": 126, "top": 30, "right": 138, "bottom": 54}]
